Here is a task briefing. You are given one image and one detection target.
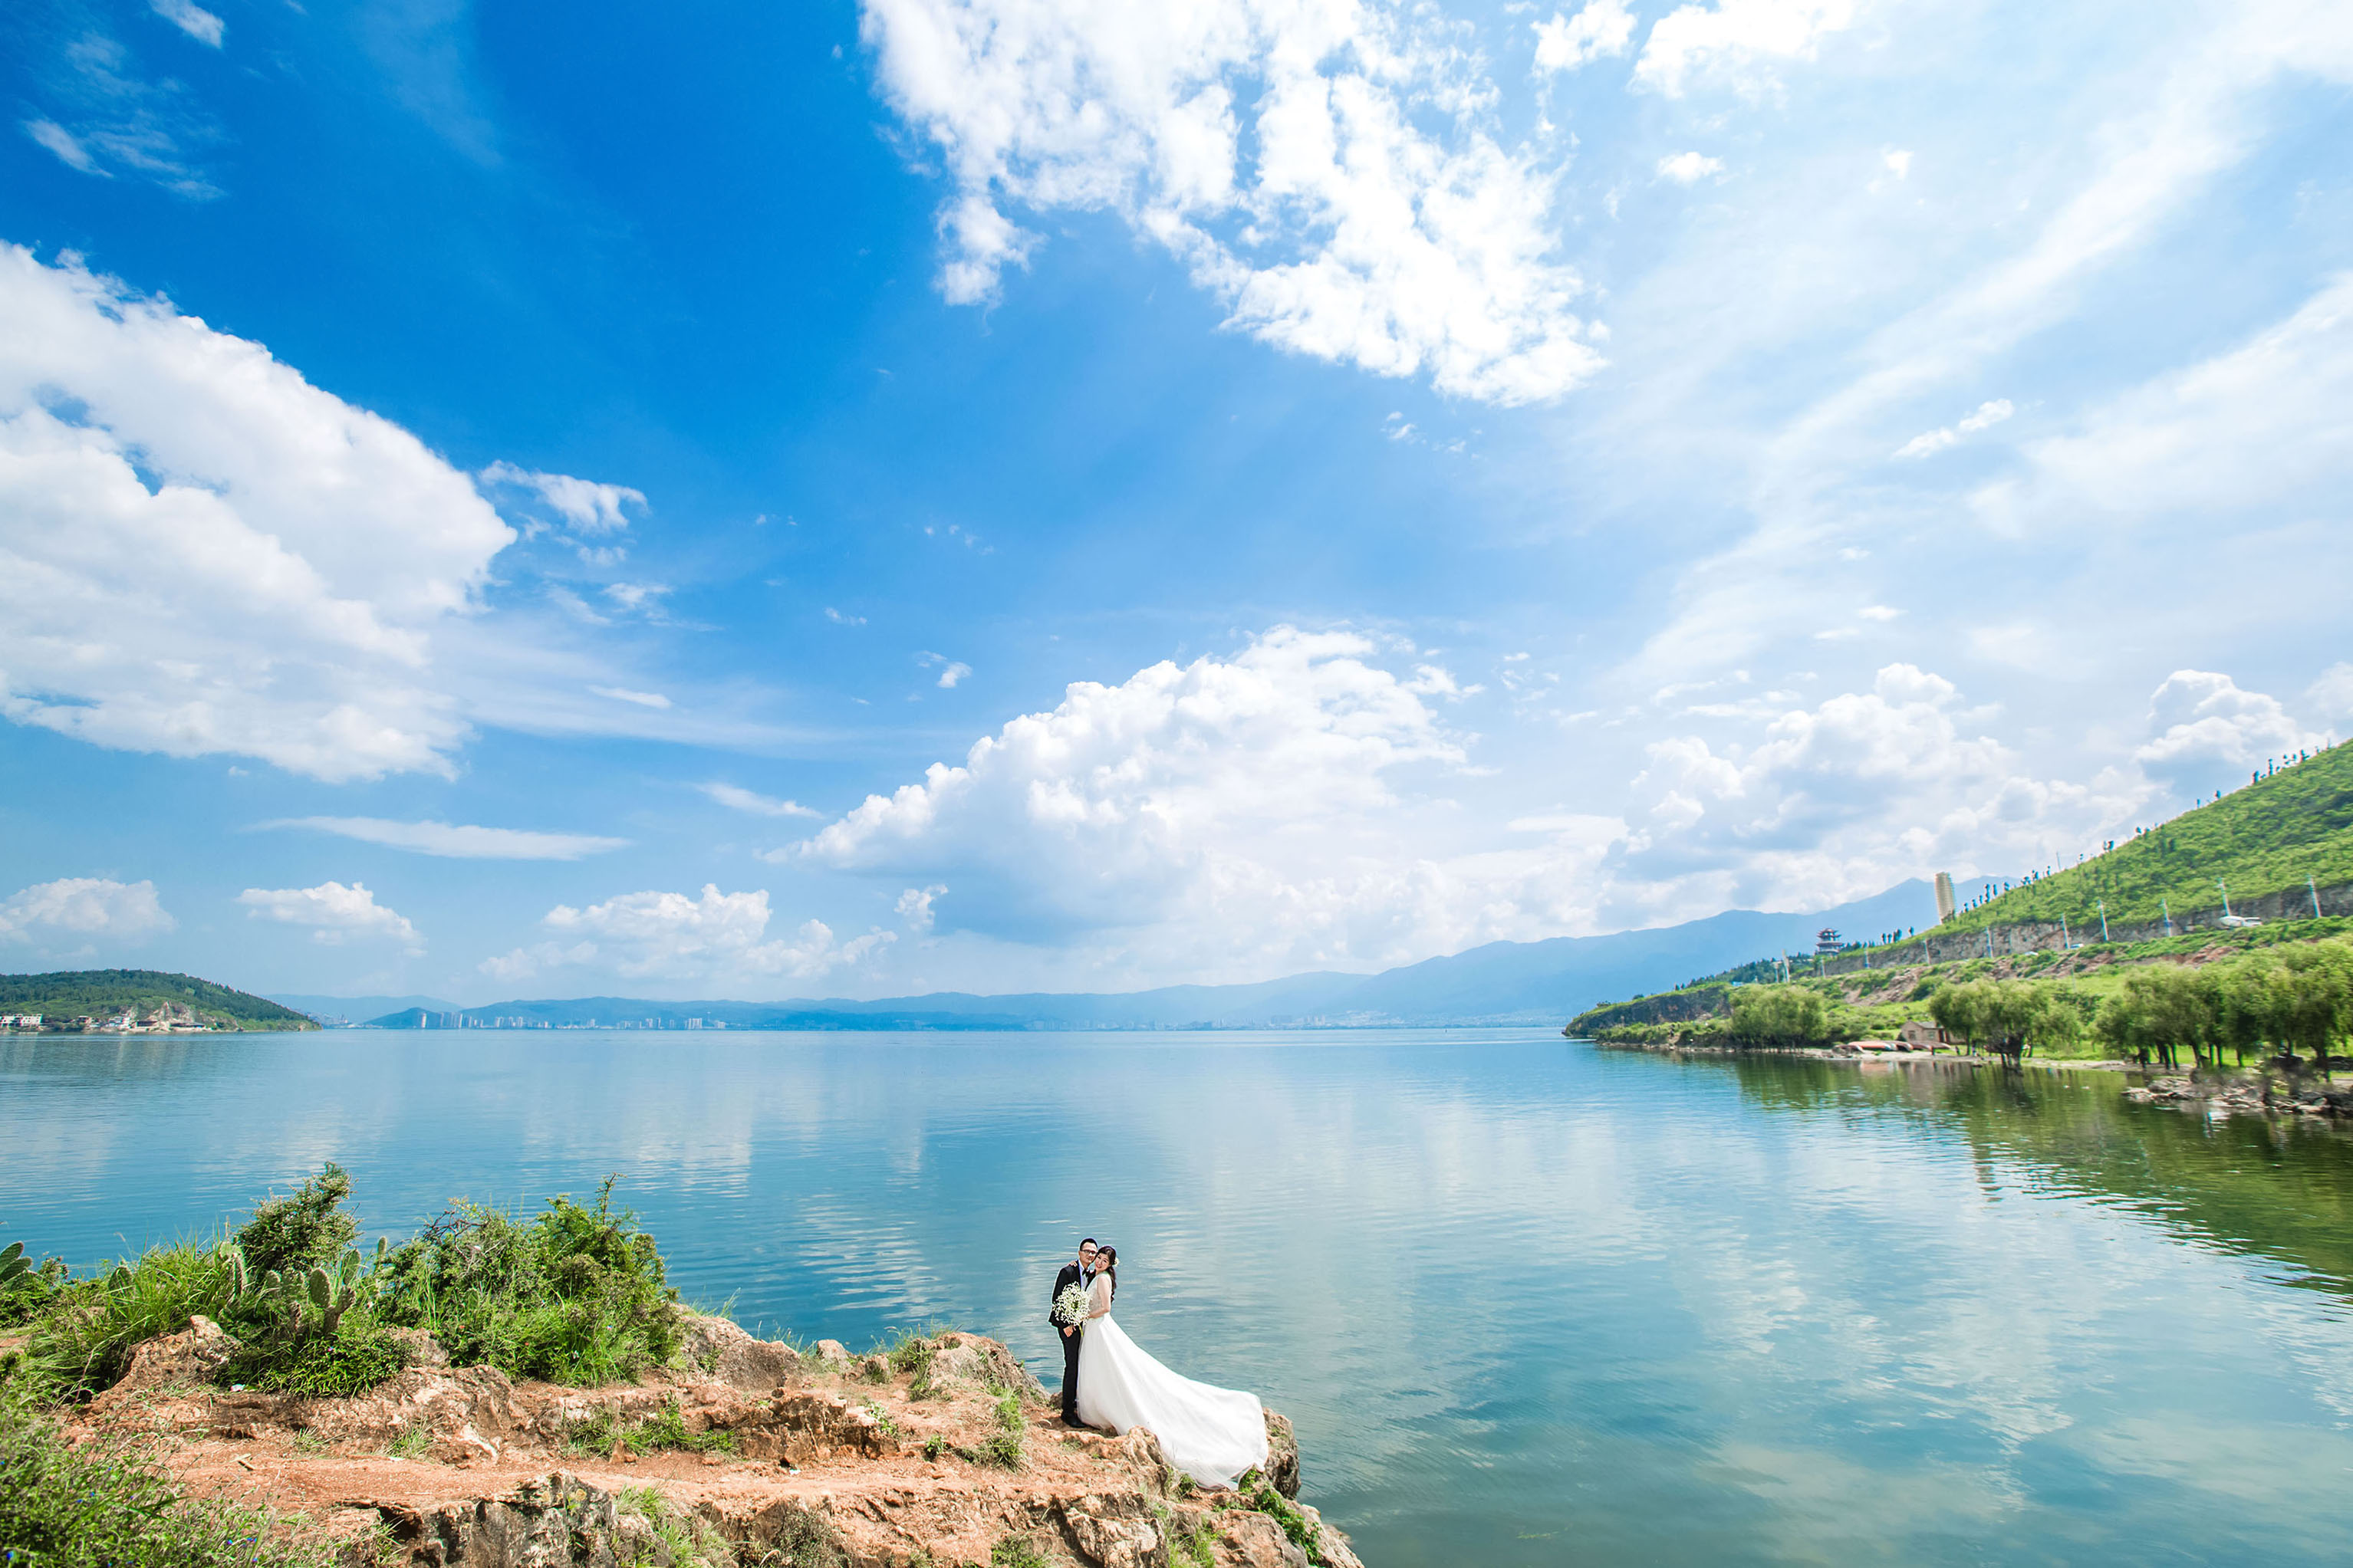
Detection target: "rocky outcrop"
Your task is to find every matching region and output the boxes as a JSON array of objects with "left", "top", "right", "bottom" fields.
[
  {"left": 87, "top": 1325, "right": 1361, "bottom": 1568},
  {"left": 681, "top": 1311, "right": 803, "bottom": 1392}
]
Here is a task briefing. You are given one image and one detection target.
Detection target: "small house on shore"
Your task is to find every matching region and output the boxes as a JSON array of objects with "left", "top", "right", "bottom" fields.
[{"left": 1899, "top": 1020, "right": 1953, "bottom": 1050}]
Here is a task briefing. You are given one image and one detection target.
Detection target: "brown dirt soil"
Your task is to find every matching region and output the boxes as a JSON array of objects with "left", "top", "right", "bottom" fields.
[{"left": 71, "top": 1316, "right": 1358, "bottom": 1568}]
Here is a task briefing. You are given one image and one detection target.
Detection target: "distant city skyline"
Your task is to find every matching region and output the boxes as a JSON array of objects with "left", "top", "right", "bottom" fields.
[{"left": 2, "top": 0, "right": 2348, "bottom": 1000}]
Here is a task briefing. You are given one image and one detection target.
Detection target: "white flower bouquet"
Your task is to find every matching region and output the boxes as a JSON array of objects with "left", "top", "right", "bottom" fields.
[{"left": 1054, "top": 1282, "right": 1091, "bottom": 1331}]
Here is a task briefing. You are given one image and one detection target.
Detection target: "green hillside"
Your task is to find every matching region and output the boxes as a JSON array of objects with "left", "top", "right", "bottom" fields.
[
  {"left": 1944, "top": 741, "right": 2351, "bottom": 932},
  {"left": 0, "top": 970, "right": 314, "bottom": 1031}
]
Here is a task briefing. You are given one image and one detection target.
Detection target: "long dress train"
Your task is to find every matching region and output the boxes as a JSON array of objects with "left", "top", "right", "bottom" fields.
[{"left": 1074, "top": 1274, "right": 1269, "bottom": 1488}]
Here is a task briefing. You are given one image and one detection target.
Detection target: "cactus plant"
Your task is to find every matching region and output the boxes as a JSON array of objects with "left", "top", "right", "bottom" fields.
[
  {"left": 220, "top": 1244, "right": 250, "bottom": 1305},
  {"left": 0, "top": 1240, "right": 29, "bottom": 1295},
  {"left": 304, "top": 1249, "right": 365, "bottom": 1335}
]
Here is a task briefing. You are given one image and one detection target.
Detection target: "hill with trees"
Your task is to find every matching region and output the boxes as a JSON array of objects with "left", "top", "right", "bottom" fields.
[{"left": 0, "top": 971, "right": 314, "bottom": 1031}]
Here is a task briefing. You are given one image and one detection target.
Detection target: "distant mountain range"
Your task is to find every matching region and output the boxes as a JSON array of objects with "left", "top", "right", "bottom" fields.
[{"left": 273, "top": 877, "right": 1995, "bottom": 1031}]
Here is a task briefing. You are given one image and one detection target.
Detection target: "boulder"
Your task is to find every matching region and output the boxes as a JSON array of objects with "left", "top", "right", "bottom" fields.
[
  {"left": 808, "top": 1339, "right": 854, "bottom": 1372},
  {"left": 678, "top": 1311, "right": 801, "bottom": 1392},
  {"left": 1261, "top": 1409, "right": 1302, "bottom": 1498},
  {"left": 930, "top": 1332, "right": 1051, "bottom": 1403},
  {"left": 86, "top": 1314, "right": 239, "bottom": 1418}
]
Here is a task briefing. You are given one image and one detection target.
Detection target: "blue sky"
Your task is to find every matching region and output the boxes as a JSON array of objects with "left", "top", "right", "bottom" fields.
[{"left": 2, "top": 0, "right": 2348, "bottom": 1003}]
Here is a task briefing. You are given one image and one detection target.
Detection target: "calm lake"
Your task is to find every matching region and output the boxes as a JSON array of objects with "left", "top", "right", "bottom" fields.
[{"left": 5, "top": 1028, "right": 2352, "bottom": 1565}]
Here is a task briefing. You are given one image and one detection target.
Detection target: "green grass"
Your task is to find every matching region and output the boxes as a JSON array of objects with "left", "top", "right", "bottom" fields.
[
  {"left": 0, "top": 1380, "right": 338, "bottom": 1567},
  {"left": 563, "top": 1397, "right": 738, "bottom": 1458},
  {"left": 989, "top": 1538, "right": 1050, "bottom": 1568},
  {"left": 17, "top": 1232, "right": 241, "bottom": 1400}
]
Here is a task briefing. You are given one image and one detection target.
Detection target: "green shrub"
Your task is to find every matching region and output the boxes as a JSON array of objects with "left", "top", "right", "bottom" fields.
[
  {"left": 0, "top": 1379, "right": 334, "bottom": 1566},
  {"left": 378, "top": 1176, "right": 680, "bottom": 1386},
  {"left": 1226, "top": 1468, "right": 1326, "bottom": 1566},
  {"left": 219, "top": 1311, "right": 408, "bottom": 1398},
  {"left": 233, "top": 1165, "right": 359, "bottom": 1282},
  {"left": 564, "top": 1397, "right": 736, "bottom": 1458},
  {"left": 989, "top": 1537, "right": 1049, "bottom": 1568}
]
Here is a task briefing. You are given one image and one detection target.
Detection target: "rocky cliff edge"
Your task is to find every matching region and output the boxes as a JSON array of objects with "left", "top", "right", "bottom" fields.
[{"left": 74, "top": 1311, "right": 1362, "bottom": 1568}]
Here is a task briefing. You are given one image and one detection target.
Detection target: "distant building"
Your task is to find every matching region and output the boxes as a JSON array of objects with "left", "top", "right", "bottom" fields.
[
  {"left": 1899, "top": 1021, "right": 1952, "bottom": 1050},
  {"left": 1814, "top": 928, "right": 1843, "bottom": 955}
]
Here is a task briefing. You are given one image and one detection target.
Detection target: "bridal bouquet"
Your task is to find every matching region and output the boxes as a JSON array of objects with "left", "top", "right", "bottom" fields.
[{"left": 1054, "top": 1283, "right": 1091, "bottom": 1331}]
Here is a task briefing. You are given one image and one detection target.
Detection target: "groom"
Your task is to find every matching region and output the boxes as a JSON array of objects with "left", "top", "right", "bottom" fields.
[{"left": 1050, "top": 1237, "right": 1099, "bottom": 1427}]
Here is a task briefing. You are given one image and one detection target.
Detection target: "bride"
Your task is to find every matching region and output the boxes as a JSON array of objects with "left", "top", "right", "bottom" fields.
[{"left": 1074, "top": 1246, "right": 1269, "bottom": 1488}]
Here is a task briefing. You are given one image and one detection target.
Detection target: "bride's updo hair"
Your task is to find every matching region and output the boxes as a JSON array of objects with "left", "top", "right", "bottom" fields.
[{"left": 1097, "top": 1245, "right": 1117, "bottom": 1295}]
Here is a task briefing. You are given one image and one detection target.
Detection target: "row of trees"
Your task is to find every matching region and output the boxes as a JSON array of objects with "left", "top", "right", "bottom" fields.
[
  {"left": 2086, "top": 942, "right": 2353, "bottom": 1069},
  {"left": 1726, "top": 939, "right": 2353, "bottom": 1068}
]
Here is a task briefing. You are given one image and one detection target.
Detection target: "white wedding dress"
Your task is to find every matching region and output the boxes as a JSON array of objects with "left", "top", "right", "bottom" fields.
[{"left": 1074, "top": 1273, "right": 1269, "bottom": 1488}]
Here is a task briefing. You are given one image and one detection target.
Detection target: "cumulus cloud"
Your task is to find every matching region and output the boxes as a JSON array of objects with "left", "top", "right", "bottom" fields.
[
  {"left": 1621, "top": 663, "right": 2148, "bottom": 912},
  {"left": 2134, "top": 670, "right": 2322, "bottom": 784},
  {"left": 1894, "top": 398, "right": 2012, "bottom": 459},
  {"left": 861, "top": 0, "right": 1604, "bottom": 403},
  {"left": 896, "top": 884, "right": 949, "bottom": 933},
  {"left": 1657, "top": 151, "right": 1726, "bottom": 185},
  {"left": 149, "top": 0, "right": 225, "bottom": 47},
  {"left": 262, "top": 817, "right": 629, "bottom": 860},
  {"left": 699, "top": 783, "right": 821, "bottom": 819},
  {"left": 1532, "top": 0, "right": 1636, "bottom": 73},
  {"left": 1635, "top": 0, "right": 1859, "bottom": 99},
  {"left": 479, "top": 461, "right": 644, "bottom": 535},
  {"left": 237, "top": 881, "right": 423, "bottom": 950},
  {"left": 796, "top": 627, "right": 1632, "bottom": 977},
  {"left": 918, "top": 652, "right": 973, "bottom": 689},
  {"left": 479, "top": 885, "right": 893, "bottom": 983},
  {"left": 0, "top": 878, "right": 175, "bottom": 944},
  {"left": 0, "top": 246, "right": 514, "bottom": 780}
]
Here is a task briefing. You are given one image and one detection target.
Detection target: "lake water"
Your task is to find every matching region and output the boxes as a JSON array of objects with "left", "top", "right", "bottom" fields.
[{"left": 5, "top": 1028, "right": 2352, "bottom": 1566}]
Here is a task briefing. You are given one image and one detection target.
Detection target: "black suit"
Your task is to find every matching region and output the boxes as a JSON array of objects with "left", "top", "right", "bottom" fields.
[{"left": 1051, "top": 1261, "right": 1088, "bottom": 1418}]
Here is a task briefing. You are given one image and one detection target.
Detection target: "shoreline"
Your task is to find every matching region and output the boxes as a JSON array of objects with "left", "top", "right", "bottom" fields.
[{"left": 1577, "top": 1037, "right": 2353, "bottom": 1120}]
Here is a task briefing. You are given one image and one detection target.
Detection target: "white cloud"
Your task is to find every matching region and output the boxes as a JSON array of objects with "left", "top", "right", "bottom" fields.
[
  {"left": 262, "top": 817, "right": 629, "bottom": 860},
  {"left": 0, "top": 878, "right": 174, "bottom": 944},
  {"left": 480, "top": 885, "right": 893, "bottom": 982},
  {"left": 1621, "top": 664, "right": 2147, "bottom": 912},
  {"left": 1635, "top": 0, "right": 1859, "bottom": 99},
  {"left": 825, "top": 606, "right": 867, "bottom": 626},
  {"left": 1532, "top": 0, "right": 1636, "bottom": 73},
  {"left": 1881, "top": 148, "right": 1911, "bottom": 178},
  {"left": 700, "top": 783, "right": 823, "bottom": 819},
  {"left": 237, "top": 881, "right": 423, "bottom": 951},
  {"left": 860, "top": 0, "right": 1604, "bottom": 403},
  {"left": 1893, "top": 398, "right": 2012, "bottom": 459},
  {"left": 25, "top": 119, "right": 104, "bottom": 175},
  {"left": 2134, "top": 671, "right": 2321, "bottom": 784},
  {"left": 21, "top": 32, "right": 222, "bottom": 196},
  {"left": 590, "top": 685, "right": 672, "bottom": 709},
  {"left": 479, "top": 461, "right": 643, "bottom": 535},
  {"left": 917, "top": 650, "right": 972, "bottom": 688},
  {"left": 0, "top": 246, "right": 514, "bottom": 780},
  {"left": 1657, "top": 151, "right": 1726, "bottom": 185},
  {"left": 896, "top": 884, "right": 949, "bottom": 933},
  {"left": 799, "top": 627, "right": 1627, "bottom": 978},
  {"left": 149, "top": 0, "right": 225, "bottom": 48}
]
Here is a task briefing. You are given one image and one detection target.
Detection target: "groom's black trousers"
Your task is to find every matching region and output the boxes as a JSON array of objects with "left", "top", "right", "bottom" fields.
[{"left": 1059, "top": 1325, "right": 1082, "bottom": 1418}]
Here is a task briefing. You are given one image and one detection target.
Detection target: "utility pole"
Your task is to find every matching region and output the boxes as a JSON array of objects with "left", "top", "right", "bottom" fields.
[
  {"left": 2312, "top": 874, "right": 2323, "bottom": 920},
  {"left": 2218, "top": 879, "right": 2232, "bottom": 919},
  {"left": 2098, "top": 899, "right": 2110, "bottom": 943},
  {"left": 2162, "top": 896, "right": 2173, "bottom": 937}
]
